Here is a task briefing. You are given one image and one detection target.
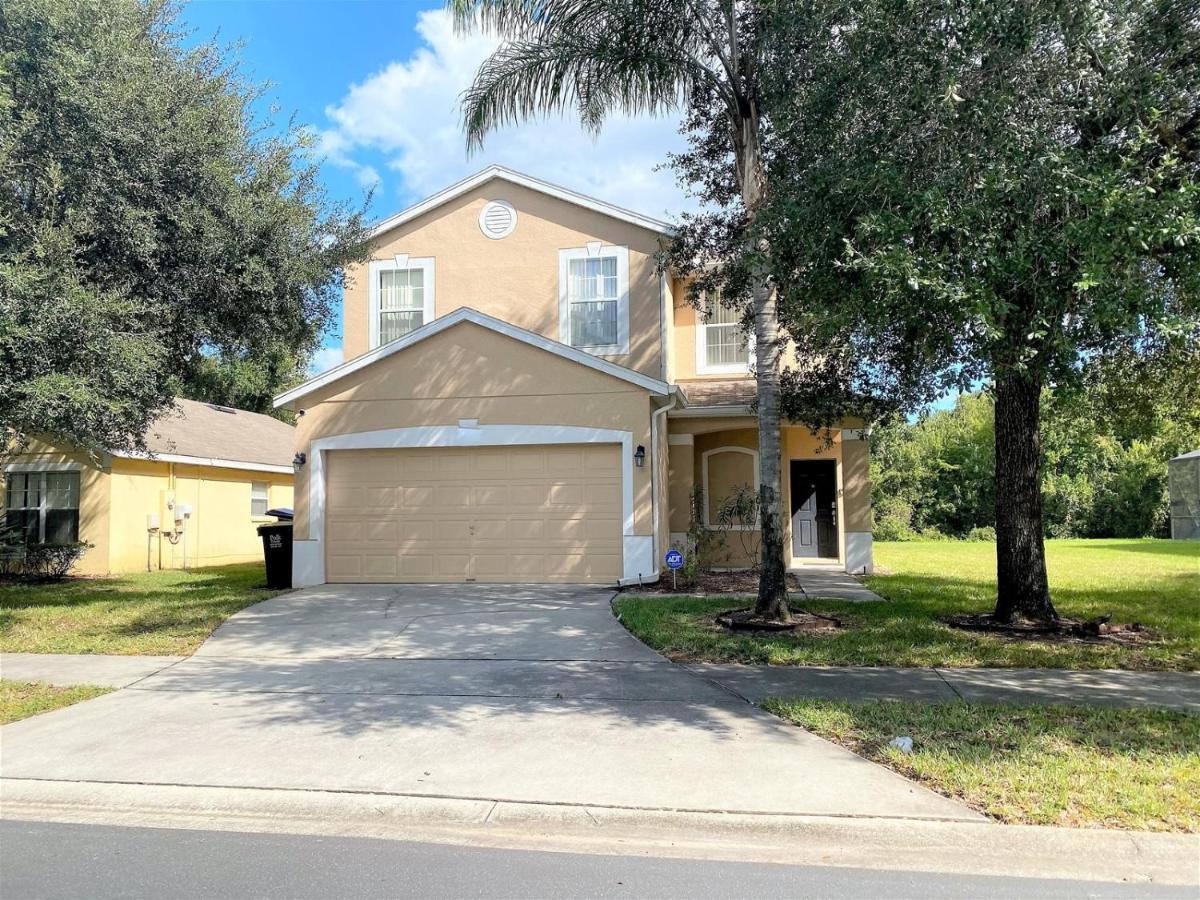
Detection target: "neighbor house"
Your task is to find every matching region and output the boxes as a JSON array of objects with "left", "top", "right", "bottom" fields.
[
  {"left": 2, "top": 398, "right": 295, "bottom": 575},
  {"left": 276, "top": 166, "right": 872, "bottom": 587}
]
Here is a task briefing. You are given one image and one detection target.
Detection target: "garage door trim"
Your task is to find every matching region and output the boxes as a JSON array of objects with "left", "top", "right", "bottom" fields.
[{"left": 299, "top": 425, "right": 650, "bottom": 585}]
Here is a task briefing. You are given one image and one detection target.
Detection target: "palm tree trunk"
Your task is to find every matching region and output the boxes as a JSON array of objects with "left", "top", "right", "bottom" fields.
[
  {"left": 753, "top": 268, "right": 789, "bottom": 619},
  {"left": 993, "top": 367, "right": 1057, "bottom": 623}
]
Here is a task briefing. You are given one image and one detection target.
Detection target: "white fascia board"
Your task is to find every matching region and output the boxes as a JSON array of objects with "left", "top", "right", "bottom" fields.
[
  {"left": 274, "top": 307, "right": 670, "bottom": 409},
  {"left": 369, "top": 166, "right": 674, "bottom": 239},
  {"left": 667, "top": 403, "right": 754, "bottom": 418},
  {"left": 112, "top": 451, "right": 293, "bottom": 475}
]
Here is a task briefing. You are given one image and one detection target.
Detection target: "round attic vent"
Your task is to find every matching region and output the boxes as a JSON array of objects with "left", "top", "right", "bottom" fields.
[{"left": 478, "top": 200, "right": 517, "bottom": 239}]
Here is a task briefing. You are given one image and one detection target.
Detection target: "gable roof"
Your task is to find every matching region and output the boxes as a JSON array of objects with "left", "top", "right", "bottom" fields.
[
  {"left": 274, "top": 307, "right": 670, "bottom": 410},
  {"left": 112, "top": 398, "right": 295, "bottom": 474},
  {"left": 369, "top": 165, "right": 674, "bottom": 239}
]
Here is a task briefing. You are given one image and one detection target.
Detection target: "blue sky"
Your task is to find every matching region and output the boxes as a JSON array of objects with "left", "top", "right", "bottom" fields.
[{"left": 180, "top": 1, "right": 687, "bottom": 372}]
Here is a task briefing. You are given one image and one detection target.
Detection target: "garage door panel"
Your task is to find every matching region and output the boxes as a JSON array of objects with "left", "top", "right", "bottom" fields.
[
  {"left": 325, "top": 444, "right": 622, "bottom": 583},
  {"left": 402, "top": 486, "right": 435, "bottom": 508}
]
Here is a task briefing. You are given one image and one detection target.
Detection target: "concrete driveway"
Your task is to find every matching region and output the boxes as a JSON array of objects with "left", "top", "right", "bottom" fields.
[{"left": 1, "top": 585, "right": 975, "bottom": 821}]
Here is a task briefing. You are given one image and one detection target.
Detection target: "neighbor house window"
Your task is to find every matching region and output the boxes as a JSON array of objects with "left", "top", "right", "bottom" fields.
[
  {"left": 368, "top": 256, "right": 435, "bottom": 349},
  {"left": 697, "top": 293, "right": 751, "bottom": 374},
  {"left": 559, "top": 245, "right": 630, "bottom": 355},
  {"left": 251, "top": 481, "right": 269, "bottom": 517},
  {"left": 4, "top": 470, "right": 80, "bottom": 543}
]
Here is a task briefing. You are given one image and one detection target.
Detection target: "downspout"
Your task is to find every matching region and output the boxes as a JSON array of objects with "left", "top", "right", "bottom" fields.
[{"left": 650, "top": 388, "right": 680, "bottom": 573}]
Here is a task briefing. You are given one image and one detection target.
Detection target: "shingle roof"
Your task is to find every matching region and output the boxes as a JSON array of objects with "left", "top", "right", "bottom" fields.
[
  {"left": 679, "top": 379, "right": 757, "bottom": 408},
  {"left": 138, "top": 398, "right": 295, "bottom": 469}
]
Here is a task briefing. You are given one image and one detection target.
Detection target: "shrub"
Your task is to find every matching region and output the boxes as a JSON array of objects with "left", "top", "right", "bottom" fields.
[
  {"left": 9, "top": 542, "right": 91, "bottom": 581},
  {"left": 966, "top": 526, "right": 997, "bottom": 542}
]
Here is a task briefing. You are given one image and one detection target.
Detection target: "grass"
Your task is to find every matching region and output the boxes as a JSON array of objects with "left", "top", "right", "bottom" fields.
[
  {"left": 1, "top": 680, "right": 112, "bottom": 724},
  {"left": 0, "top": 563, "right": 283, "bottom": 656},
  {"left": 764, "top": 698, "right": 1200, "bottom": 832},
  {"left": 614, "top": 539, "right": 1200, "bottom": 670}
]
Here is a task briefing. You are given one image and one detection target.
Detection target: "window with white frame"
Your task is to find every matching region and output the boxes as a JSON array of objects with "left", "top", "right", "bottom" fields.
[
  {"left": 697, "top": 293, "right": 751, "bottom": 373},
  {"left": 559, "top": 245, "right": 629, "bottom": 355},
  {"left": 368, "top": 257, "right": 435, "bottom": 349},
  {"left": 251, "top": 481, "right": 269, "bottom": 517},
  {"left": 4, "top": 470, "right": 80, "bottom": 544}
]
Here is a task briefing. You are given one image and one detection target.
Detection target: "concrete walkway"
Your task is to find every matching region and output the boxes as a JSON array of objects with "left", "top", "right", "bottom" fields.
[
  {"left": 9, "top": 650, "right": 1195, "bottom": 711},
  {"left": 688, "top": 663, "right": 1200, "bottom": 711},
  {"left": 1, "top": 653, "right": 185, "bottom": 688},
  {"left": 0, "top": 585, "right": 976, "bottom": 823},
  {"left": 790, "top": 566, "right": 884, "bottom": 602}
]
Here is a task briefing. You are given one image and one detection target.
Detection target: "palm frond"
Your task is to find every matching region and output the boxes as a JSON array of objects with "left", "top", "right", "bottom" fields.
[{"left": 450, "top": 0, "right": 731, "bottom": 149}]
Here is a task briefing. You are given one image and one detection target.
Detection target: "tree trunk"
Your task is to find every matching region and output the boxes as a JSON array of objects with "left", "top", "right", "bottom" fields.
[
  {"left": 753, "top": 270, "right": 789, "bottom": 620},
  {"left": 992, "top": 367, "right": 1057, "bottom": 623}
]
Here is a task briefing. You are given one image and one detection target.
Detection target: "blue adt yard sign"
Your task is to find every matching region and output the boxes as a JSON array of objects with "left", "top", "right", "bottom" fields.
[{"left": 665, "top": 549, "right": 684, "bottom": 589}]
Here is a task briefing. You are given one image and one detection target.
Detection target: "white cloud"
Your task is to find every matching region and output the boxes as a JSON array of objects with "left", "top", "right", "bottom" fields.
[
  {"left": 322, "top": 9, "right": 689, "bottom": 220},
  {"left": 308, "top": 346, "right": 343, "bottom": 375},
  {"left": 314, "top": 128, "right": 381, "bottom": 191}
]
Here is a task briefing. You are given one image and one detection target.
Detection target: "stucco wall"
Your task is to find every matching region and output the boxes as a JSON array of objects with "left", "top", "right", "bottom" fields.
[
  {"left": 344, "top": 178, "right": 668, "bottom": 379},
  {"left": 292, "top": 321, "right": 656, "bottom": 543},
  {"left": 107, "top": 459, "right": 294, "bottom": 571}
]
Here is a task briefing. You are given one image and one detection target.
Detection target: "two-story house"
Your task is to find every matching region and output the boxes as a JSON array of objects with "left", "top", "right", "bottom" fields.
[{"left": 275, "top": 166, "right": 872, "bottom": 587}]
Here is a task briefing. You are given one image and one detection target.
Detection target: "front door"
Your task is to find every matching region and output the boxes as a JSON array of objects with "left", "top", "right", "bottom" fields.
[{"left": 790, "top": 460, "right": 838, "bottom": 559}]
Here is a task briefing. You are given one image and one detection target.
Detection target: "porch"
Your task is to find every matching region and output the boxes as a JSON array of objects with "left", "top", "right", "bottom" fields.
[{"left": 665, "top": 413, "right": 873, "bottom": 575}]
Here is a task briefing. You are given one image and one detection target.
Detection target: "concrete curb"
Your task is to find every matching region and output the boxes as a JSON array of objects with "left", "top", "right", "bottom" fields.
[{"left": 2, "top": 779, "right": 1196, "bottom": 886}]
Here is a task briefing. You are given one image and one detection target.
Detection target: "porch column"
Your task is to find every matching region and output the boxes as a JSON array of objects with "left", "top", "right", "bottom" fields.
[
  {"left": 841, "top": 428, "right": 873, "bottom": 574},
  {"left": 667, "top": 433, "right": 695, "bottom": 548}
]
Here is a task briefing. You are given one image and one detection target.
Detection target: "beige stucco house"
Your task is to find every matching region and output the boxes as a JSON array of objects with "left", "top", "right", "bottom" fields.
[{"left": 276, "top": 166, "right": 872, "bottom": 587}]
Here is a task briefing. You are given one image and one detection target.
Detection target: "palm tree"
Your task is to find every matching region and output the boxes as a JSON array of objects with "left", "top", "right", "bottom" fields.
[{"left": 449, "top": 0, "right": 790, "bottom": 620}]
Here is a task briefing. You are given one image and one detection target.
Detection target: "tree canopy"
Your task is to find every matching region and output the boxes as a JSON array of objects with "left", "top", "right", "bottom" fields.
[
  {"left": 0, "top": 0, "right": 371, "bottom": 454},
  {"left": 670, "top": 0, "right": 1198, "bottom": 621}
]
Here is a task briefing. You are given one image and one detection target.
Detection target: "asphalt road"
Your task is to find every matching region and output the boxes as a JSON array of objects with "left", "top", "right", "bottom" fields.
[{"left": 1, "top": 820, "right": 1192, "bottom": 900}]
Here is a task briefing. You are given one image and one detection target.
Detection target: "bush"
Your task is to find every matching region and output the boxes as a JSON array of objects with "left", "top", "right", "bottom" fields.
[
  {"left": 872, "top": 495, "right": 918, "bottom": 541},
  {"left": 966, "top": 526, "right": 997, "bottom": 542},
  {"left": 5, "top": 542, "right": 91, "bottom": 581}
]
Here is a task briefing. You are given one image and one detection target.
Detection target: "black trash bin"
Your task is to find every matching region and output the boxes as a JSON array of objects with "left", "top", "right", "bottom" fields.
[{"left": 257, "top": 522, "right": 293, "bottom": 589}]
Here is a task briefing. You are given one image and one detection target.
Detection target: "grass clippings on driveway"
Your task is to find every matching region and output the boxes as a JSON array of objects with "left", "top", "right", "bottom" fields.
[
  {"left": 764, "top": 698, "right": 1200, "bottom": 832},
  {"left": 0, "top": 563, "right": 282, "bottom": 656},
  {"left": 0, "top": 680, "right": 112, "bottom": 725},
  {"left": 614, "top": 539, "right": 1199, "bottom": 670}
]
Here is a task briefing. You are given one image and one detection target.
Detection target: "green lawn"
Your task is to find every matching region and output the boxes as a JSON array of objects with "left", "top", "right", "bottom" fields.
[
  {"left": 614, "top": 539, "right": 1199, "bottom": 669},
  {"left": 0, "top": 680, "right": 112, "bottom": 724},
  {"left": 0, "top": 563, "right": 283, "bottom": 656},
  {"left": 764, "top": 698, "right": 1200, "bottom": 832}
]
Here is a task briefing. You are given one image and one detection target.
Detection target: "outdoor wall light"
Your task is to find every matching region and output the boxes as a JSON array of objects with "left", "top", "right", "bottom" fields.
[
  {"left": 292, "top": 452, "right": 307, "bottom": 470},
  {"left": 634, "top": 445, "right": 646, "bottom": 468}
]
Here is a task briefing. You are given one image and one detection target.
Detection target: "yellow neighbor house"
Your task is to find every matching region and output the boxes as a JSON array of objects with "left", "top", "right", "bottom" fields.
[{"left": 2, "top": 398, "right": 295, "bottom": 575}]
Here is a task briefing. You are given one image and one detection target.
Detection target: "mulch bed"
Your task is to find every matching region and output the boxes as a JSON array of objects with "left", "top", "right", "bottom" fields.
[
  {"left": 625, "top": 570, "right": 804, "bottom": 595},
  {"left": 715, "top": 606, "right": 845, "bottom": 634},
  {"left": 945, "top": 613, "right": 1157, "bottom": 647}
]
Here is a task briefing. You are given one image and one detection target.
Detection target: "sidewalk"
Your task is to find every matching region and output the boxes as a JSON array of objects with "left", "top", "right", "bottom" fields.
[
  {"left": 6, "top": 652, "right": 1197, "bottom": 711},
  {"left": 688, "top": 663, "right": 1200, "bottom": 711},
  {"left": 0, "top": 653, "right": 185, "bottom": 688}
]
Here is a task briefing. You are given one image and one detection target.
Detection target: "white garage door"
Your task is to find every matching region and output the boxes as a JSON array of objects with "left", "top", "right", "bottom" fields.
[{"left": 324, "top": 444, "right": 622, "bottom": 583}]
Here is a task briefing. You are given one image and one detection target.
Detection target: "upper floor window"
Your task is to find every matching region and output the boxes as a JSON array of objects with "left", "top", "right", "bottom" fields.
[
  {"left": 559, "top": 244, "right": 629, "bottom": 356},
  {"left": 368, "top": 256, "right": 435, "bottom": 349},
  {"left": 697, "top": 293, "right": 751, "bottom": 375},
  {"left": 4, "top": 469, "right": 80, "bottom": 544}
]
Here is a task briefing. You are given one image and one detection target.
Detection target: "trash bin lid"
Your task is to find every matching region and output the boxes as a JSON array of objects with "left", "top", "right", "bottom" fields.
[{"left": 266, "top": 507, "right": 293, "bottom": 521}]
